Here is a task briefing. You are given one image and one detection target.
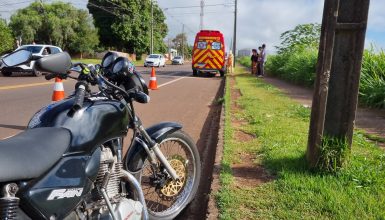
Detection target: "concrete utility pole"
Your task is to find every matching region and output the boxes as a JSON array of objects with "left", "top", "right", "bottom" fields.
[
  {"left": 200, "top": 0, "right": 204, "bottom": 30},
  {"left": 232, "top": 0, "right": 237, "bottom": 67},
  {"left": 307, "top": 0, "right": 370, "bottom": 168},
  {"left": 150, "top": 0, "right": 154, "bottom": 54}
]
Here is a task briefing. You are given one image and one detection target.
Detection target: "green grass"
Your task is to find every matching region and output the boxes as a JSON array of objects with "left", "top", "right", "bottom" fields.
[
  {"left": 72, "top": 58, "right": 101, "bottom": 65},
  {"left": 217, "top": 65, "right": 385, "bottom": 219},
  {"left": 238, "top": 56, "right": 251, "bottom": 68}
]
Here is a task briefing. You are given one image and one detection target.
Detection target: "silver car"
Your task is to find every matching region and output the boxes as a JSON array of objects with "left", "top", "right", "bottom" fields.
[
  {"left": 144, "top": 54, "right": 166, "bottom": 67},
  {"left": 172, "top": 56, "right": 184, "bottom": 65}
]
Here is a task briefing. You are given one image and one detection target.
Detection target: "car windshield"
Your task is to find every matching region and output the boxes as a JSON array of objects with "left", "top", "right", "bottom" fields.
[
  {"left": 149, "top": 55, "right": 159, "bottom": 58},
  {"left": 17, "top": 46, "right": 43, "bottom": 54},
  {"left": 174, "top": 56, "right": 181, "bottom": 59}
]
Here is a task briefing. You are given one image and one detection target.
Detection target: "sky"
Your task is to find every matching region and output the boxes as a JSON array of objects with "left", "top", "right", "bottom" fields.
[{"left": 1, "top": 0, "right": 384, "bottom": 53}]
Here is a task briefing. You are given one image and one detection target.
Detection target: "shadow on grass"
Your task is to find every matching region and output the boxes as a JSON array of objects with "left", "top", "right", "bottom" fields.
[{"left": 262, "top": 154, "right": 317, "bottom": 178}]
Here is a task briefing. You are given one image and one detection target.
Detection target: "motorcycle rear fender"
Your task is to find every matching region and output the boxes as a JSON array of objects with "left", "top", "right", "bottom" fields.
[{"left": 124, "top": 122, "right": 182, "bottom": 173}]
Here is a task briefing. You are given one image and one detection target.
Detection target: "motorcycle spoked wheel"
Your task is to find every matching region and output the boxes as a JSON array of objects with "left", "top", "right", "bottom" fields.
[{"left": 136, "top": 130, "right": 201, "bottom": 220}]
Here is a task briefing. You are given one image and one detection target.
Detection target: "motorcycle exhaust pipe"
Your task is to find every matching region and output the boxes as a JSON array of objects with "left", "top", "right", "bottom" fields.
[{"left": 121, "top": 170, "right": 149, "bottom": 220}]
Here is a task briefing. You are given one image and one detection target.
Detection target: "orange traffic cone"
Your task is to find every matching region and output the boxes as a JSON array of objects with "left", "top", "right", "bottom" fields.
[
  {"left": 52, "top": 77, "right": 65, "bottom": 102},
  {"left": 148, "top": 67, "right": 158, "bottom": 90}
]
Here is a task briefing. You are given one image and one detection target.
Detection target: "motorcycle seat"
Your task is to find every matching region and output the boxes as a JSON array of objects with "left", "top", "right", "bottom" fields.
[{"left": 0, "top": 127, "right": 71, "bottom": 182}]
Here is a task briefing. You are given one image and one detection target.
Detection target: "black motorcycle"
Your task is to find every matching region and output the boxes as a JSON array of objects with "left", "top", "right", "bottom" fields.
[{"left": 0, "top": 50, "right": 201, "bottom": 220}]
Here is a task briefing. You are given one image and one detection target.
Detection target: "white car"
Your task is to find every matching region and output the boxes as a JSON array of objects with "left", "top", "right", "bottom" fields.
[
  {"left": 1, "top": 44, "right": 63, "bottom": 77},
  {"left": 172, "top": 56, "right": 184, "bottom": 65},
  {"left": 144, "top": 54, "right": 166, "bottom": 67}
]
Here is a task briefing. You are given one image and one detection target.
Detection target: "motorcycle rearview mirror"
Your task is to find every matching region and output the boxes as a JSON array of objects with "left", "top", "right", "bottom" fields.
[
  {"left": 1, "top": 49, "right": 32, "bottom": 67},
  {"left": 35, "top": 52, "right": 72, "bottom": 75}
]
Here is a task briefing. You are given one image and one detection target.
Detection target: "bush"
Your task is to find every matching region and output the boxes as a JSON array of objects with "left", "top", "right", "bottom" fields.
[
  {"left": 266, "top": 46, "right": 318, "bottom": 87},
  {"left": 359, "top": 49, "right": 385, "bottom": 108},
  {"left": 238, "top": 56, "right": 251, "bottom": 68},
  {"left": 263, "top": 44, "right": 385, "bottom": 109}
]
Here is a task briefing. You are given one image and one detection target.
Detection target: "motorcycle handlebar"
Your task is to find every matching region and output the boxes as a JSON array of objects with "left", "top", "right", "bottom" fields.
[
  {"left": 45, "top": 72, "right": 71, "bottom": 81},
  {"left": 45, "top": 73, "right": 58, "bottom": 80},
  {"left": 72, "top": 82, "right": 87, "bottom": 112}
]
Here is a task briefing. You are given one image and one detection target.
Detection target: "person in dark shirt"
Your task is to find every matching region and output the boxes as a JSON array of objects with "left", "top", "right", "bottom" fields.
[{"left": 250, "top": 49, "right": 258, "bottom": 75}]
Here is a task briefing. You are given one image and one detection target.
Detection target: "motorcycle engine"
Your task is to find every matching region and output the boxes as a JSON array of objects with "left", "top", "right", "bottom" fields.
[
  {"left": 90, "top": 198, "right": 142, "bottom": 220},
  {"left": 70, "top": 146, "right": 143, "bottom": 220}
]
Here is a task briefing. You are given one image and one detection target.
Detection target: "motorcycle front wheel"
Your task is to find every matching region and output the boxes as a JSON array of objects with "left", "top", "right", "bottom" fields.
[{"left": 136, "top": 130, "right": 201, "bottom": 220}]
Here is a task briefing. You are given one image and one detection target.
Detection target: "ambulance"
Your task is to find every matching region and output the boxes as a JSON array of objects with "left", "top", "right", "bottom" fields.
[{"left": 192, "top": 30, "right": 226, "bottom": 77}]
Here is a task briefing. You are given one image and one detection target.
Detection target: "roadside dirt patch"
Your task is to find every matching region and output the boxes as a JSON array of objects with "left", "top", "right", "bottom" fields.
[
  {"left": 229, "top": 77, "right": 248, "bottom": 129},
  {"left": 232, "top": 153, "right": 274, "bottom": 187},
  {"left": 235, "top": 130, "right": 255, "bottom": 142},
  {"left": 229, "top": 76, "right": 273, "bottom": 188},
  {"left": 230, "top": 86, "right": 242, "bottom": 111}
]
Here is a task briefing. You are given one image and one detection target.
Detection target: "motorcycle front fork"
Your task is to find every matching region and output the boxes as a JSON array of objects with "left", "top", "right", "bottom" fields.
[{"left": 136, "top": 125, "right": 180, "bottom": 181}]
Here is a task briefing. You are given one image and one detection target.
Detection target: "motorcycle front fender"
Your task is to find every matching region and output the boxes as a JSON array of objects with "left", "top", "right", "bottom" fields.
[{"left": 124, "top": 122, "right": 182, "bottom": 173}]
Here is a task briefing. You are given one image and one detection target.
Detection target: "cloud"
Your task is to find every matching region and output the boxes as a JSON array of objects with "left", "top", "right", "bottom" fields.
[
  {"left": 159, "top": 0, "right": 384, "bottom": 53},
  {"left": 2, "top": 0, "right": 383, "bottom": 51},
  {"left": 158, "top": 0, "right": 324, "bottom": 53},
  {"left": 368, "top": 0, "right": 385, "bottom": 32}
]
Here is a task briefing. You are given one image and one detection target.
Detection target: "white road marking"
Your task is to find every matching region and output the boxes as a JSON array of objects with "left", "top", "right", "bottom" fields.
[
  {"left": 2, "top": 134, "right": 16, "bottom": 140},
  {"left": 157, "top": 77, "right": 186, "bottom": 88}
]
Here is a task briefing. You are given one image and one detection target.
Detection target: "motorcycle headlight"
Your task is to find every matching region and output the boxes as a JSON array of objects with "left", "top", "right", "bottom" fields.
[
  {"left": 101, "top": 51, "right": 119, "bottom": 69},
  {"left": 111, "top": 57, "right": 149, "bottom": 95}
]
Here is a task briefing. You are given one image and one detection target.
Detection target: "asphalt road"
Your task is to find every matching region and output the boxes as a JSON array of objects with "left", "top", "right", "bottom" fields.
[
  {"left": 0, "top": 62, "right": 223, "bottom": 219},
  {"left": 0, "top": 63, "right": 221, "bottom": 139}
]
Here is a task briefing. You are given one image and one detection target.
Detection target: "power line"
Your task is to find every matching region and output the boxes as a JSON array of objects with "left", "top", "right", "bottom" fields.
[
  {"left": 170, "top": 11, "right": 234, "bottom": 16},
  {"left": 162, "top": 9, "right": 196, "bottom": 35},
  {"left": 163, "top": 3, "right": 234, "bottom": 10},
  {"left": 87, "top": 2, "right": 120, "bottom": 17},
  {"left": 0, "top": 0, "right": 33, "bottom": 7}
]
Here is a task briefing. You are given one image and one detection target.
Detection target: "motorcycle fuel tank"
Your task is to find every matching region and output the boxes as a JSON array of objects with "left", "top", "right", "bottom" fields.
[{"left": 28, "top": 95, "right": 130, "bottom": 153}]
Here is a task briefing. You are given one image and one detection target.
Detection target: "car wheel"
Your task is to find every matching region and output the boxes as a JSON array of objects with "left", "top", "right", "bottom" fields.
[
  {"left": 220, "top": 71, "right": 225, "bottom": 77},
  {"left": 193, "top": 69, "right": 198, "bottom": 76},
  {"left": 2, "top": 71, "right": 12, "bottom": 77},
  {"left": 33, "top": 69, "right": 42, "bottom": 77}
]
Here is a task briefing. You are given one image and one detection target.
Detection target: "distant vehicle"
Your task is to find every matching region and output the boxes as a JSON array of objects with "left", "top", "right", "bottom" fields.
[
  {"left": 1, "top": 44, "right": 63, "bottom": 77},
  {"left": 172, "top": 56, "right": 184, "bottom": 65},
  {"left": 192, "top": 30, "right": 226, "bottom": 77},
  {"left": 144, "top": 54, "right": 166, "bottom": 67}
]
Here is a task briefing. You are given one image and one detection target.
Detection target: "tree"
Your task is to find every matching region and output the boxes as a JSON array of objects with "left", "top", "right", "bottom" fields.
[
  {"left": 9, "top": 2, "right": 99, "bottom": 54},
  {"left": 69, "top": 10, "right": 99, "bottom": 58},
  {"left": 88, "top": 0, "right": 168, "bottom": 55},
  {"left": 0, "top": 19, "right": 14, "bottom": 54},
  {"left": 276, "top": 23, "right": 321, "bottom": 54},
  {"left": 172, "top": 33, "right": 187, "bottom": 57}
]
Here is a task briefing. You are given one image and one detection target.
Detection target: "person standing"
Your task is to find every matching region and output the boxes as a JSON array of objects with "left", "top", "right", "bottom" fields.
[
  {"left": 250, "top": 49, "right": 258, "bottom": 75},
  {"left": 259, "top": 44, "right": 267, "bottom": 77},
  {"left": 257, "top": 46, "right": 263, "bottom": 76},
  {"left": 227, "top": 50, "right": 234, "bottom": 74}
]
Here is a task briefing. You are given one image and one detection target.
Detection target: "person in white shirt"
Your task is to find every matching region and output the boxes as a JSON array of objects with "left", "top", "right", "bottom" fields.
[{"left": 259, "top": 44, "right": 266, "bottom": 77}]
